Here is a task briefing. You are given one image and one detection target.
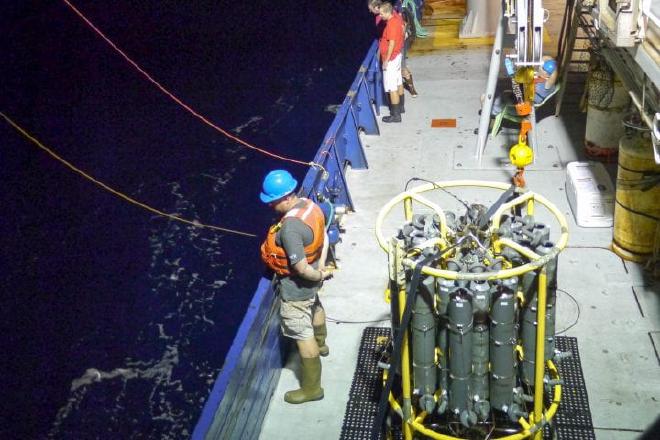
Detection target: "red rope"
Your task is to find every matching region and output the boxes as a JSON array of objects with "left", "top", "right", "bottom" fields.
[{"left": 61, "top": 0, "right": 312, "bottom": 168}]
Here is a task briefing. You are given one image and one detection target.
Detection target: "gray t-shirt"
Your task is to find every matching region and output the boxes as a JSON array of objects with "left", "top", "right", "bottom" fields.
[{"left": 276, "top": 202, "right": 322, "bottom": 302}]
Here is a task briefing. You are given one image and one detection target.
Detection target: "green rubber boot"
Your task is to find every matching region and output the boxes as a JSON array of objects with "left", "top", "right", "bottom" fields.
[
  {"left": 284, "top": 357, "right": 324, "bottom": 404},
  {"left": 314, "top": 323, "right": 329, "bottom": 357}
]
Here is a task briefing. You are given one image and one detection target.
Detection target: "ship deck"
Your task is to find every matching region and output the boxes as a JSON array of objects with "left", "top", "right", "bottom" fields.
[{"left": 258, "top": 47, "right": 660, "bottom": 440}]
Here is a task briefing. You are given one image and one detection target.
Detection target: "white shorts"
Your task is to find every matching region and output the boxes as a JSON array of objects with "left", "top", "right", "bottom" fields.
[{"left": 383, "top": 53, "right": 403, "bottom": 93}]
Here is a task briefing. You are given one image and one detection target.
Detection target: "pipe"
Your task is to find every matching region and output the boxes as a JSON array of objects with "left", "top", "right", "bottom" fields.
[
  {"left": 490, "top": 285, "right": 517, "bottom": 412},
  {"left": 520, "top": 273, "right": 538, "bottom": 386},
  {"left": 472, "top": 323, "right": 490, "bottom": 419},
  {"left": 526, "top": 198, "right": 535, "bottom": 216},
  {"left": 629, "top": 90, "right": 654, "bottom": 130},
  {"left": 413, "top": 276, "right": 438, "bottom": 413},
  {"left": 447, "top": 290, "right": 475, "bottom": 426},
  {"left": 536, "top": 243, "right": 557, "bottom": 361},
  {"left": 402, "top": 193, "right": 449, "bottom": 237},
  {"left": 404, "top": 196, "right": 413, "bottom": 222},
  {"left": 497, "top": 238, "right": 542, "bottom": 260},
  {"left": 388, "top": 390, "right": 404, "bottom": 418},
  {"left": 532, "top": 269, "right": 547, "bottom": 440},
  {"left": 398, "top": 287, "right": 413, "bottom": 440},
  {"left": 490, "top": 192, "right": 536, "bottom": 230},
  {"left": 475, "top": 1, "right": 505, "bottom": 162}
]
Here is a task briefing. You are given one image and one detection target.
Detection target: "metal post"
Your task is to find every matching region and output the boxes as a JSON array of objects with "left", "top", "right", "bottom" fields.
[
  {"left": 475, "top": 1, "right": 505, "bottom": 162},
  {"left": 398, "top": 287, "right": 413, "bottom": 440},
  {"left": 404, "top": 196, "right": 413, "bottom": 222},
  {"left": 532, "top": 268, "right": 548, "bottom": 440},
  {"left": 530, "top": 106, "right": 538, "bottom": 160}
]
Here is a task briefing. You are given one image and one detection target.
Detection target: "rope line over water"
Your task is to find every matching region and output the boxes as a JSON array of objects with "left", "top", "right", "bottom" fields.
[
  {"left": 61, "top": 0, "right": 322, "bottom": 172},
  {"left": 1, "top": 112, "right": 257, "bottom": 238}
]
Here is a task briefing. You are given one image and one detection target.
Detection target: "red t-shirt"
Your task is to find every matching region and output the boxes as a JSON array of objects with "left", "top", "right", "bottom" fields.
[{"left": 379, "top": 12, "right": 404, "bottom": 61}]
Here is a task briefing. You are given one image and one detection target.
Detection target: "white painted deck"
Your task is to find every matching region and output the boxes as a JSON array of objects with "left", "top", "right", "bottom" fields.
[{"left": 259, "top": 48, "right": 660, "bottom": 440}]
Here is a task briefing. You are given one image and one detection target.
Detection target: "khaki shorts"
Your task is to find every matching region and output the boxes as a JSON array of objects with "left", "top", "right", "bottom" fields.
[{"left": 280, "top": 295, "right": 323, "bottom": 340}]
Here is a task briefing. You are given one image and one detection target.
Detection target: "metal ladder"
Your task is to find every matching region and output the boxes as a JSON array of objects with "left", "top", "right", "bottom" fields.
[{"left": 554, "top": 0, "right": 595, "bottom": 116}]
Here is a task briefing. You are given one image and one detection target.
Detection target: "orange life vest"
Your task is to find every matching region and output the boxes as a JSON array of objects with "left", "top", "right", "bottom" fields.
[{"left": 260, "top": 198, "right": 325, "bottom": 276}]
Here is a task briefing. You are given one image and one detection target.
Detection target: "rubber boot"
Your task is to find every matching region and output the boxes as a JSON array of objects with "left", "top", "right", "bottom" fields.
[
  {"left": 382, "top": 103, "right": 401, "bottom": 123},
  {"left": 404, "top": 75, "right": 418, "bottom": 97},
  {"left": 284, "top": 357, "right": 324, "bottom": 404},
  {"left": 399, "top": 93, "right": 405, "bottom": 114},
  {"left": 314, "top": 324, "right": 329, "bottom": 357}
]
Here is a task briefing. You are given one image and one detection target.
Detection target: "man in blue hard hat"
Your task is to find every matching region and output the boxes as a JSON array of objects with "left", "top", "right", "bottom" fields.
[
  {"left": 534, "top": 57, "right": 558, "bottom": 104},
  {"left": 487, "top": 56, "right": 559, "bottom": 115},
  {"left": 259, "top": 169, "right": 331, "bottom": 404}
]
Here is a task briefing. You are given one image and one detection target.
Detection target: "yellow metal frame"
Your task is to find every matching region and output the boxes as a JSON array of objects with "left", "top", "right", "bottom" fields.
[
  {"left": 378, "top": 181, "right": 568, "bottom": 440},
  {"left": 376, "top": 180, "right": 569, "bottom": 281}
]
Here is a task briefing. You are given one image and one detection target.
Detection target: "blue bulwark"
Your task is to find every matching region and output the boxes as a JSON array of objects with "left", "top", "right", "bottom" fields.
[
  {"left": 192, "top": 277, "right": 285, "bottom": 440},
  {"left": 193, "top": 40, "right": 382, "bottom": 440},
  {"left": 300, "top": 41, "right": 381, "bottom": 211}
]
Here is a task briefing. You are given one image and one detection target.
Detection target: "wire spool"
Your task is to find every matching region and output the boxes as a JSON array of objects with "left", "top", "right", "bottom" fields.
[
  {"left": 584, "top": 62, "right": 631, "bottom": 162},
  {"left": 612, "top": 132, "right": 660, "bottom": 262}
]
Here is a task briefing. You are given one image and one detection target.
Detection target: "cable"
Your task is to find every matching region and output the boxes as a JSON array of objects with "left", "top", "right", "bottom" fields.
[
  {"left": 404, "top": 177, "right": 470, "bottom": 210},
  {"left": 1, "top": 112, "right": 257, "bottom": 238},
  {"left": 372, "top": 251, "right": 437, "bottom": 440},
  {"left": 555, "top": 287, "right": 581, "bottom": 335},
  {"left": 565, "top": 245, "right": 611, "bottom": 250},
  {"left": 61, "top": 0, "right": 324, "bottom": 173},
  {"left": 326, "top": 316, "right": 390, "bottom": 324}
]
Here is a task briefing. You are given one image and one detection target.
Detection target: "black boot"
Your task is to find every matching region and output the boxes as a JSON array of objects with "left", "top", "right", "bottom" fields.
[
  {"left": 399, "top": 93, "right": 405, "bottom": 114},
  {"left": 403, "top": 75, "right": 418, "bottom": 97},
  {"left": 382, "top": 103, "right": 401, "bottom": 123}
]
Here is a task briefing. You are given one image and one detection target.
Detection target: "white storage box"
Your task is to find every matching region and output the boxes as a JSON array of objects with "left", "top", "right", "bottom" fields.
[{"left": 565, "top": 161, "right": 615, "bottom": 228}]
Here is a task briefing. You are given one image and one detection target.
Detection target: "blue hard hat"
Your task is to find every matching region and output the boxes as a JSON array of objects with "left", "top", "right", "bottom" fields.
[
  {"left": 542, "top": 59, "right": 557, "bottom": 75},
  {"left": 260, "top": 170, "right": 298, "bottom": 203}
]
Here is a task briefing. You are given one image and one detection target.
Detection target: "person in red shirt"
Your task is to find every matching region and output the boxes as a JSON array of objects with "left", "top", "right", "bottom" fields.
[
  {"left": 379, "top": 2, "right": 404, "bottom": 123},
  {"left": 369, "top": 1, "right": 418, "bottom": 100}
]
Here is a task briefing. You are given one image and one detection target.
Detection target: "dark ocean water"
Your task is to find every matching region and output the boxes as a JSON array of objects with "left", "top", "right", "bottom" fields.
[{"left": 1, "top": 1, "right": 371, "bottom": 438}]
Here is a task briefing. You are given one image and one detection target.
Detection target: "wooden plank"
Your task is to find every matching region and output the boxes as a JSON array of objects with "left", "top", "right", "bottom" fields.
[
  {"left": 425, "top": 0, "right": 465, "bottom": 22},
  {"left": 211, "top": 294, "right": 281, "bottom": 437},
  {"left": 410, "top": 20, "right": 494, "bottom": 54},
  {"left": 231, "top": 327, "right": 284, "bottom": 439},
  {"left": 413, "top": 0, "right": 567, "bottom": 55}
]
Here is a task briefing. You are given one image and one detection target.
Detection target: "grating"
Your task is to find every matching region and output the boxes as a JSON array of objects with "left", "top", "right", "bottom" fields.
[
  {"left": 543, "top": 336, "right": 596, "bottom": 439},
  {"left": 340, "top": 328, "right": 595, "bottom": 440},
  {"left": 340, "top": 327, "right": 387, "bottom": 440}
]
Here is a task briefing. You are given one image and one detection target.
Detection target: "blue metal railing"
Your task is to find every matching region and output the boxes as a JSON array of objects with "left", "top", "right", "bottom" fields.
[
  {"left": 299, "top": 40, "right": 384, "bottom": 208},
  {"left": 192, "top": 40, "right": 383, "bottom": 440}
]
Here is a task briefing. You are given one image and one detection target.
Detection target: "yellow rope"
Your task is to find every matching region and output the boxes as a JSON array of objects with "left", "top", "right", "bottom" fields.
[{"left": 1, "top": 112, "right": 257, "bottom": 238}]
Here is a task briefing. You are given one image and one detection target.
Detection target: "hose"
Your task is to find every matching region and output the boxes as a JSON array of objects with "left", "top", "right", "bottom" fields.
[
  {"left": 371, "top": 250, "right": 439, "bottom": 440},
  {"left": 402, "top": 0, "right": 428, "bottom": 38}
]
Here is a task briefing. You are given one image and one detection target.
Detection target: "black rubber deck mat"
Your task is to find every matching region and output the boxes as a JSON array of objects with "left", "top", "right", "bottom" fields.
[{"left": 339, "top": 327, "right": 595, "bottom": 440}]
